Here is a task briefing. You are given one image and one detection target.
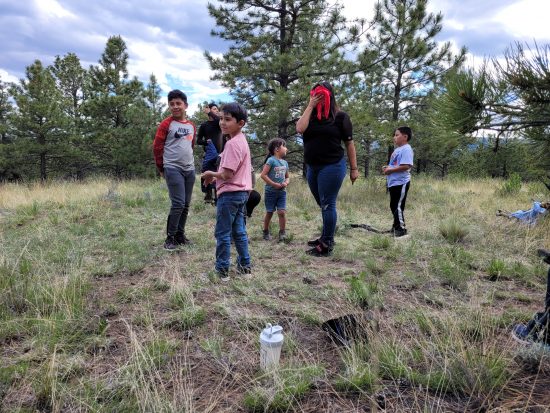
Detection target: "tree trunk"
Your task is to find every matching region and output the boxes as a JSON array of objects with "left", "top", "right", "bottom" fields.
[{"left": 363, "top": 136, "right": 371, "bottom": 178}]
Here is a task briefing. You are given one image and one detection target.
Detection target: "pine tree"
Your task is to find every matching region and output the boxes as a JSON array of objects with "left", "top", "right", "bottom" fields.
[
  {"left": 0, "top": 77, "right": 19, "bottom": 181},
  {"left": 367, "top": 0, "right": 466, "bottom": 161},
  {"left": 206, "top": 0, "right": 364, "bottom": 167},
  {"left": 83, "top": 36, "right": 150, "bottom": 177},
  {"left": 10, "top": 60, "right": 69, "bottom": 181}
]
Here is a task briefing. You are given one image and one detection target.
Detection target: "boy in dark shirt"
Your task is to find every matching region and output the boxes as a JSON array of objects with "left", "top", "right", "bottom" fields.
[{"left": 197, "top": 103, "right": 223, "bottom": 202}]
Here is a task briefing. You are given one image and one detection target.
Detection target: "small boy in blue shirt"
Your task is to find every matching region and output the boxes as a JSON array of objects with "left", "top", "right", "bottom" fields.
[
  {"left": 260, "top": 138, "right": 289, "bottom": 242},
  {"left": 382, "top": 126, "right": 414, "bottom": 238}
]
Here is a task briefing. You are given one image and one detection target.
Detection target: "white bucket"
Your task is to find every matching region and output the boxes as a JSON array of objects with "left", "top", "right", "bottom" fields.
[{"left": 260, "top": 323, "right": 284, "bottom": 370}]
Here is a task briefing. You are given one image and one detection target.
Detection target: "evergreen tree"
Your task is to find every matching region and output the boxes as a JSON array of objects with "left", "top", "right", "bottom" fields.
[
  {"left": 0, "top": 77, "right": 19, "bottom": 181},
  {"left": 367, "top": 0, "right": 466, "bottom": 161},
  {"left": 83, "top": 36, "right": 151, "bottom": 177},
  {"left": 10, "top": 60, "right": 69, "bottom": 181},
  {"left": 433, "top": 42, "right": 550, "bottom": 174},
  {"left": 206, "top": 0, "right": 364, "bottom": 167},
  {"left": 51, "top": 52, "right": 89, "bottom": 178}
]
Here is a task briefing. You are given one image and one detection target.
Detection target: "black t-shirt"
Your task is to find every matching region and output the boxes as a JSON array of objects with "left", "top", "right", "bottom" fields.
[
  {"left": 197, "top": 115, "right": 223, "bottom": 153},
  {"left": 302, "top": 111, "right": 353, "bottom": 165}
]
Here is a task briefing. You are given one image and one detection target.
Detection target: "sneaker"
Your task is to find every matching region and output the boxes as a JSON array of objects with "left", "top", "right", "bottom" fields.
[
  {"left": 307, "top": 238, "right": 321, "bottom": 247},
  {"left": 306, "top": 242, "right": 332, "bottom": 257},
  {"left": 163, "top": 236, "right": 178, "bottom": 251},
  {"left": 512, "top": 324, "right": 532, "bottom": 345},
  {"left": 217, "top": 268, "right": 230, "bottom": 282},
  {"left": 537, "top": 249, "right": 550, "bottom": 265},
  {"left": 175, "top": 233, "right": 191, "bottom": 246},
  {"left": 278, "top": 231, "right": 287, "bottom": 242},
  {"left": 263, "top": 230, "right": 271, "bottom": 241},
  {"left": 236, "top": 265, "right": 252, "bottom": 278},
  {"left": 393, "top": 228, "right": 409, "bottom": 238}
]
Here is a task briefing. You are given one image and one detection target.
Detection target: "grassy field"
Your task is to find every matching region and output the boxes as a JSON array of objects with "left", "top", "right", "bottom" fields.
[{"left": 1, "top": 175, "right": 549, "bottom": 412}]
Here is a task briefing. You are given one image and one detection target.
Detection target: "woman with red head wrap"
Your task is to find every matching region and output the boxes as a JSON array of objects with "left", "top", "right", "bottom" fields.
[{"left": 296, "top": 81, "right": 359, "bottom": 256}]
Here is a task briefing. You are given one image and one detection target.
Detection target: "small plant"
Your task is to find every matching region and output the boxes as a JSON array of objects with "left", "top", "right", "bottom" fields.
[
  {"left": 335, "top": 342, "right": 377, "bottom": 392},
  {"left": 371, "top": 235, "right": 391, "bottom": 250},
  {"left": 164, "top": 307, "right": 206, "bottom": 331},
  {"left": 487, "top": 259, "right": 506, "bottom": 281},
  {"left": 243, "top": 365, "right": 324, "bottom": 412},
  {"left": 347, "top": 274, "right": 382, "bottom": 310},
  {"left": 499, "top": 172, "right": 521, "bottom": 195},
  {"left": 439, "top": 219, "right": 469, "bottom": 243}
]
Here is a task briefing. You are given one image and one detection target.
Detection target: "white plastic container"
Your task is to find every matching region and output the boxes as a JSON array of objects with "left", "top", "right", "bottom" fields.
[{"left": 260, "top": 323, "right": 284, "bottom": 370}]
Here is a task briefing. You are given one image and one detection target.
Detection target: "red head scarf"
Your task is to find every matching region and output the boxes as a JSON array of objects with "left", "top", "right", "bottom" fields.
[{"left": 310, "top": 85, "right": 331, "bottom": 120}]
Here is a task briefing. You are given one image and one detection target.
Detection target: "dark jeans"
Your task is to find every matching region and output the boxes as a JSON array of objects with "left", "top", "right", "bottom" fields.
[
  {"left": 215, "top": 191, "right": 250, "bottom": 272},
  {"left": 389, "top": 182, "right": 410, "bottom": 231},
  {"left": 164, "top": 166, "right": 195, "bottom": 237},
  {"left": 306, "top": 157, "right": 346, "bottom": 245}
]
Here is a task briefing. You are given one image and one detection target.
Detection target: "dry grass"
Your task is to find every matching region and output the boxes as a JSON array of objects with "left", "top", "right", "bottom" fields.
[{"left": 0, "top": 174, "right": 549, "bottom": 411}]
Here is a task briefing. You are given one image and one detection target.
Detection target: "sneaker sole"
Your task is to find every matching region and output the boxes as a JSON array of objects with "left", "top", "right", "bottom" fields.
[{"left": 511, "top": 330, "right": 532, "bottom": 346}]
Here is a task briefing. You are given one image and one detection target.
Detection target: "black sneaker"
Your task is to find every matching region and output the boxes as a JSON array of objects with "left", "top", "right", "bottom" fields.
[
  {"left": 393, "top": 228, "right": 408, "bottom": 238},
  {"left": 236, "top": 265, "right": 252, "bottom": 278},
  {"left": 537, "top": 249, "right": 550, "bottom": 265},
  {"left": 163, "top": 236, "right": 178, "bottom": 251},
  {"left": 175, "top": 233, "right": 191, "bottom": 246},
  {"left": 306, "top": 242, "right": 332, "bottom": 257},
  {"left": 263, "top": 230, "right": 271, "bottom": 241},
  {"left": 278, "top": 230, "right": 287, "bottom": 242},
  {"left": 307, "top": 237, "right": 321, "bottom": 247},
  {"left": 217, "top": 268, "right": 230, "bottom": 282}
]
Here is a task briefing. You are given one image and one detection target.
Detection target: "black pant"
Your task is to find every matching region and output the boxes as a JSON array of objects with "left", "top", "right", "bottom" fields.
[{"left": 389, "top": 182, "right": 410, "bottom": 231}]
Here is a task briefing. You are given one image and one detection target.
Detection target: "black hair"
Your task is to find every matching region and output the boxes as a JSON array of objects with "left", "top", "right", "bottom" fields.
[
  {"left": 396, "top": 126, "right": 413, "bottom": 141},
  {"left": 310, "top": 81, "right": 338, "bottom": 121},
  {"left": 208, "top": 102, "right": 218, "bottom": 109},
  {"left": 267, "top": 138, "right": 286, "bottom": 156},
  {"left": 167, "top": 89, "right": 187, "bottom": 103},
  {"left": 221, "top": 102, "right": 248, "bottom": 123}
]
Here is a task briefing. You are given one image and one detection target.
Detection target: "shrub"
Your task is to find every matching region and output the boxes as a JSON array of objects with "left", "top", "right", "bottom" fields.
[
  {"left": 439, "top": 219, "right": 469, "bottom": 243},
  {"left": 499, "top": 172, "right": 522, "bottom": 195}
]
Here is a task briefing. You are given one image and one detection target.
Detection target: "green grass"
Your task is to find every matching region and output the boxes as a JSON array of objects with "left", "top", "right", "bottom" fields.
[{"left": 0, "top": 176, "right": 548, "bottom": 411}]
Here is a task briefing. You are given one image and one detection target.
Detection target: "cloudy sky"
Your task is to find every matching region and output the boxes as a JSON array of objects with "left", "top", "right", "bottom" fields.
[{"left": 1, "top": 0, "right": 548, "bottom": 114}]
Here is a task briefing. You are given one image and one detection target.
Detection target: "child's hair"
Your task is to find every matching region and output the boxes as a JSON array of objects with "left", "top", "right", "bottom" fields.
[
  {"left": 167, "top": 89, "right": 187, "bottom": 103},
  {"left": 221, "top": 102, "right": 248, "bottom": 123},
  {"left": 267, "top": 138, "right": 286, "bottom": 156},
  {"left": 396, "top": 126, "right": 412, "bottom": 141},
  {"left": 208, "top": 102, "right": 218, "bottom": 110}
]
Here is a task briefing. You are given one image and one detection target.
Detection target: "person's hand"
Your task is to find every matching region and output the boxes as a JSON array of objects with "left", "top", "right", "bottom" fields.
[
  {"left": 382, "top": 165, "right": 390, "bottom": 175},
  {"left": 201, "top": 171, "right": 215, "bottom": 185},
  {"left": 280, "top": 182, "right": 287, "bottom": 189},
  {"left": 350, "top": 169, "right": 359, "bottom": 184},
  {"left": 159, "top": 170, "right": 164, "bottom": 178},
  {"left": 308, "top": 93, "right": 323, "bottom": 109}
]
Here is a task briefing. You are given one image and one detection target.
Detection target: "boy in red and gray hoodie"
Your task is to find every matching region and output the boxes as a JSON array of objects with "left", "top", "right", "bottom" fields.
[{"left": 153, "top": 89, "right": 196, "bottom": 251}]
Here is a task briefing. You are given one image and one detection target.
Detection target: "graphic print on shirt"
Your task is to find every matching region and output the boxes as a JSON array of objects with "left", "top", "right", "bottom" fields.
[
  {"left": 174, "top": 126, "right": 194, "bottom": 141},
  {"left": 273, "top": 165, "right": 286, "bottom": 180}
]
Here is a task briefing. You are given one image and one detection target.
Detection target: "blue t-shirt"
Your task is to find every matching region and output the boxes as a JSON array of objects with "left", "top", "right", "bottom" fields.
[
  {"left": 265, "top": 156, "right": 288, "bottom": 192},
  {"left": 387, "top": 143, "right": 413, "bottom": 187}
]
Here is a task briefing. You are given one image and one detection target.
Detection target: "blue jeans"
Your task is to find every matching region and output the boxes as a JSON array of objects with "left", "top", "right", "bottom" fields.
[
  {"left": 164, "top": 166, "right": 195, "bottom": 237},
  {"left": 306, "top": 157, "right": 346, "bottom": 245},
  {"left": 215, "top": 191, "right": 250, "bottom": 272}
]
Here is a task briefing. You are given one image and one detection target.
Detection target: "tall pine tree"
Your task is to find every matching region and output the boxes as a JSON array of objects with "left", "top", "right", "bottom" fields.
[
  {"left": 206, "top": 0, "right": 364, "bottom": 167},
  {"left": 10, "top": 60, "right": 69, "bottom": 181},
  {"left": 367, "top": 0, "right": 466, "bottom": 161}
]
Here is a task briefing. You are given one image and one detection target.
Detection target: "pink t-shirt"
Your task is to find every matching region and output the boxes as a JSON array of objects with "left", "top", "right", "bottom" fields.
[{"left": 216, "top": 132, "right": 253, "bottom": 196}]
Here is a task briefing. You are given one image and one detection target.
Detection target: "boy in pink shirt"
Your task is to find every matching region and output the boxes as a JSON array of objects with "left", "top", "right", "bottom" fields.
[{"left": 201, "top": 102, "right": 252, "bottom": 281}]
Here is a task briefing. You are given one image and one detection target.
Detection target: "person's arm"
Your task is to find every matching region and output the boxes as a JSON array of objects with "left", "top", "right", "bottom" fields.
[
  {"left": 153, "top": 119, "right": 169, "bottom": 177},
  {"left": 201, "top": 167, "right": 234, "bottom": 186},
  {"left": 281, "top": 169, "right": 290, "bottom": 188},
  {"left": 382, "top": 164, "right": 411, "bottom": 175},
  {"left": 196, "top": 123, "right": 207, "bottom": 147},
  {"left": 260, "top": 164, "right": 283, "bottom": 189},
  {"left": 344, "top": 140, "right": 359, "bottom": 184},
  {"left": 296, "top": 94, "right": 323, "bottom": 134}
]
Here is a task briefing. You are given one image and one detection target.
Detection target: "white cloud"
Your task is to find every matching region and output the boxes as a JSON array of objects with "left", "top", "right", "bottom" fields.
[
  {"left": 495, "top": 0, "right": 550, "bottom": 40},
  {"left": 0, "top": 69, "right": 19, "bottom": 84},
  {"left": 34, "top": 0, "right": 76, "bottom": 19}
]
